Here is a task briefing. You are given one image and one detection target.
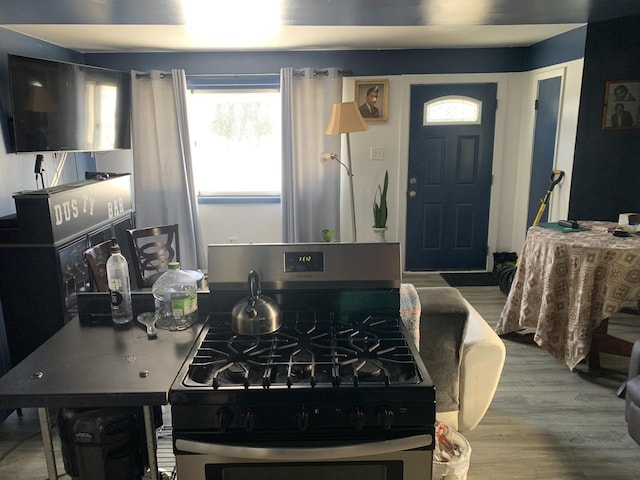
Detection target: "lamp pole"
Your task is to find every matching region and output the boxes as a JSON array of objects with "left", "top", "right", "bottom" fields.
[
  {"left": 345, "top": 132, "right": 357, "bottom": 242},
  {"left": 328, "top": 147, "right": 357, "bottom": 242}
]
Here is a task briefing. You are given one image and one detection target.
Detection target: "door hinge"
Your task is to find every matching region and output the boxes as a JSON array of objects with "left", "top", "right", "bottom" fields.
[{"left": 535, "top": 99, "right": 539, "bottom": 110}]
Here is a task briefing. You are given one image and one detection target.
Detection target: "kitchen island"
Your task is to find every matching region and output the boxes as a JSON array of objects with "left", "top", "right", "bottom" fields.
[{"left": 0, "top": 292, "right": 208, "bottom": 480}]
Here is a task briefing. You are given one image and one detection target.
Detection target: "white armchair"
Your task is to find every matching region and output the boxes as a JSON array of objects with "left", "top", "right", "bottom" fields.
[{"left": 411, "top": 286, "right": 506, "bottom": 432}]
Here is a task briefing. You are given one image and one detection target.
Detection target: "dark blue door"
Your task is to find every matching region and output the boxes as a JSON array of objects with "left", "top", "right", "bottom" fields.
[
  {"left": 526, "top": 76, "right": 562, "bottom": 229},
  {"left": 406, "top": 83, "right": 497, "bottom": 271}
]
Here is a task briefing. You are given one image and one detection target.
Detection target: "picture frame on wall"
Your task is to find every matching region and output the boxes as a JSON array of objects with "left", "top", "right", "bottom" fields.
[
  {"left": 355, "top": 79, "right": 389, "bottom": 122},
  {"left": 602, "top": 80, "right": 640, "bottom": 129}
]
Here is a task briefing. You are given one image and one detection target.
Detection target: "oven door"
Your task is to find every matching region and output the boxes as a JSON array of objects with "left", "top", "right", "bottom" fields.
[{"left": 175, "top": 435, "right": 433, "bottom": 480}]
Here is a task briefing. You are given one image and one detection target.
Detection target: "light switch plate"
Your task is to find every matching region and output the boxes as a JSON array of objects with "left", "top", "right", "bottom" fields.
[{"left": 370, "top": 146, "right": 384, "bottom": 161}]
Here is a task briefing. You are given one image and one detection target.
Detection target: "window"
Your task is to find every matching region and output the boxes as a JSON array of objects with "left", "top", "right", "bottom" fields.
[
  {"left": 423, "top": 95, "right": 482, "bottom": 125},
  {"left": 187, "top": 88, "right": 281, "bottom": 199}
]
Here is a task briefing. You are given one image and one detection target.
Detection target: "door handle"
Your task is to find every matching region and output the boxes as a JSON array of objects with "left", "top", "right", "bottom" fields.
[
  {"left": 409, "top": 177, "right": 417, "bottom": 185},
  {"left": 175, "top": 434, "right": 433, "bottom": 460},
  {"left": 408, "top": 191, "right": 417, "bottom": 198}
]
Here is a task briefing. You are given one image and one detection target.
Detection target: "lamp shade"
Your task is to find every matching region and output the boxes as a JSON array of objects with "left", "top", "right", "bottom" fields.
[{"left": 325, "top": 101, "right": 368, "bottom": 135}]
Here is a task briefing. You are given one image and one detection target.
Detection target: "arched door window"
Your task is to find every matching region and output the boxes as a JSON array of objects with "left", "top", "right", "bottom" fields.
[{"left": 423, "top": 95, "right": 482, "bottom": 125}]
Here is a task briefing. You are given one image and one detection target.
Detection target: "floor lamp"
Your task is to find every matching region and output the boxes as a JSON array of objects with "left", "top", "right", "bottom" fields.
[{"left": 325, "top": 101, "right": 368, "bottom": 242}]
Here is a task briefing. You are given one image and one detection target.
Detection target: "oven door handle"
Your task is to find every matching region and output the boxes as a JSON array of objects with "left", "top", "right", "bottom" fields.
[{"left": 175, "top": 434, "right": 432, "bottom": 460}]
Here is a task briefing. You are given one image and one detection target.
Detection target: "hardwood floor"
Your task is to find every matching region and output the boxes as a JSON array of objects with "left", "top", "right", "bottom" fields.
[
  {"left": 453, "top": 285, "right": 640, "bottom": 479},
  {"left": 1, "top": 274, "right": 638, "bottom": 479}
]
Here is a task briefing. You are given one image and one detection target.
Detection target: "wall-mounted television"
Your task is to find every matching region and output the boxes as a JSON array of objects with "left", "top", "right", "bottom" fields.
[{"left": 8, "top": 54, "right": 131, "bottom": 153}]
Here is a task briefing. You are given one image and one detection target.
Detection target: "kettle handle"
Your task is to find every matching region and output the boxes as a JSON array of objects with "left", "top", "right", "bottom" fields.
[
  {"left": 245, "top": 271, "right": 261, "bottom": 316},
  {"left": 248, "top": 270, "right": 262, "bottom": 298}
]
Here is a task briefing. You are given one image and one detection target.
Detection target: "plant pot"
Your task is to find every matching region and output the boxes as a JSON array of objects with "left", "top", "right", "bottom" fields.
[{"left": 372, "top": 227, "right": 387, "bottom": 243}]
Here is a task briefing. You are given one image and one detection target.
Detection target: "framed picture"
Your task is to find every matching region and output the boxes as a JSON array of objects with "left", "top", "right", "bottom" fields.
[
  {"left": 355, "top": 79, "right": 389, "bottom": 122},
  {"left": 602, "top": 80, "right": 640, "bottom": 129}
]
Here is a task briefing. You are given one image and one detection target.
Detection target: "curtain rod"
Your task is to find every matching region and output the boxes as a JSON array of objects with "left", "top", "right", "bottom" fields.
[
  {"left": 186, "top": 73, "right": 279, "bottom": 77},
  {"left": 135, "top": 69, "right": 353, "bottom": 79},
  {"left": 292, "top": 69, "right": 353, "bottom": 77},
  {"left": 136, "top": 72, "right": 278, "bottom": 80},
  {"left": 134, "top": 72, "right": 172, "bottom": 79}
]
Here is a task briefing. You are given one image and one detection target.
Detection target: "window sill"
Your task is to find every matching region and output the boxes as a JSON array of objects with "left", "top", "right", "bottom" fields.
[{"left": 197, "top": 195, "right": 281, "bottom": 205}]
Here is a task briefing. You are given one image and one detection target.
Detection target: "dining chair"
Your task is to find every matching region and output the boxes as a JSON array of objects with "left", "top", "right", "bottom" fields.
[
  {"left": 83, "top": 240, "right": 113, "bottom": 292},
  {"left": 126, "top": 224, "right": 180, "bottom": 289}
]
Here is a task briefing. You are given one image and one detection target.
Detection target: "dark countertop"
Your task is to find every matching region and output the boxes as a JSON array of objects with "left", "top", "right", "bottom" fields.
[{"left": 0, "top": 301, "right": 208, "bottom": 409}]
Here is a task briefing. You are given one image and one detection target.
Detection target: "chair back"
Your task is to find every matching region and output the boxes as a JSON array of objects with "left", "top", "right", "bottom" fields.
[
  {"left": 83, "top": 240, "right": 113, "bottom": 292},
  {"left": 126, "top": 224, "right": 180, "bottom": 288}
]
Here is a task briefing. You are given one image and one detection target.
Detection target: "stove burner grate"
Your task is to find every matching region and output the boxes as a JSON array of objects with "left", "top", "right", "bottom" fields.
[{"left": 183, "top": 310, "right": 421, "bottom": 390}]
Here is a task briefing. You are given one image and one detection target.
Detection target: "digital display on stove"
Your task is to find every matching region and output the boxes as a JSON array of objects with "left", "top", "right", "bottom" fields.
[{"left": 284, "top": 251, "right": 324, "bottom": 272}]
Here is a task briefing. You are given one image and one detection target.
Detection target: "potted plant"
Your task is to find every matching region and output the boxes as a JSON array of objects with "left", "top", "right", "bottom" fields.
[
  {"left": 321, "top": 229, "right": 336, "bottom": 242},
  {"left": 372, "top": 170, "right": 389, "bottom": 242}
]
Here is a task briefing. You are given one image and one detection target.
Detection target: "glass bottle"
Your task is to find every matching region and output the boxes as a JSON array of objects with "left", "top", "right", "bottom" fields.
[{"left": 106, "top": 239, "right": 133, "bottom": 325}]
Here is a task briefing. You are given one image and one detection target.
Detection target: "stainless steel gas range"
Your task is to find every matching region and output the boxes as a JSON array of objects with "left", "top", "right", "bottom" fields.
[{"left": 169, "top": 243, "right": 435, "bottom": 480}]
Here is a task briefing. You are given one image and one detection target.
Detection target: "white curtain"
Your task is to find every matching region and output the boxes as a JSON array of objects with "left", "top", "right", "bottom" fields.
[
  {"left": 281, "top": 67, "right": 343, "bottom": 242},
  {"left": 130, "top": 69, "right": 206, "bottom": 271}
]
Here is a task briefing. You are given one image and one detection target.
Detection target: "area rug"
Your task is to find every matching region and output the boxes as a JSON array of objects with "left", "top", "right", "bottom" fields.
[{"left": 440, "top": 272, "right": 499, "bottom": 287}]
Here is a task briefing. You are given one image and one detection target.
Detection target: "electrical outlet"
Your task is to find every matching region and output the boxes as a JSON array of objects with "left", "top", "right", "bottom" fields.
[{"left": 370, "top": 146, "right": 384, "bottom": 161}]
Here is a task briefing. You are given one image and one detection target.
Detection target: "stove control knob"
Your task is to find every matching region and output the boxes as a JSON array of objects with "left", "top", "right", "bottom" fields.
[
  {"left": 215, "top": 407, "right": 232, "bottom": 432},
  {"left": 296, "top": 408, "right": 310, "bottom": 431},
  {"left": 352, "top": 407, "right": 367, "bottom": 430},
  {"left": 379, "top": 407, "right": 394, "bottom": 430},
  {"left": 241, "top": 409, "right": 256, "bottom": 432}
]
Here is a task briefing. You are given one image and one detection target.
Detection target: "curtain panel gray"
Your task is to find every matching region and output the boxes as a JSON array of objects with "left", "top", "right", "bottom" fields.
[
  {"left": 281, "top": 67, "right": 343, "bottom": 243},
  {"left": 130, "top": 69, "right": 206, "bottom": 271}
]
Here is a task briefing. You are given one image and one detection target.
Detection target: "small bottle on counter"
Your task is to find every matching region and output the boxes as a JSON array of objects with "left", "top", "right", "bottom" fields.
[
  {"left": 152, "top": 262, "right": 198, "bottom": 331},
  {"left": 106, "top": 238, "right": 133, "bottom": 325}
]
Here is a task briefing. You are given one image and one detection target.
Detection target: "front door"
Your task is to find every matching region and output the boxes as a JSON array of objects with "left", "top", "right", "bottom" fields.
[{"left": 406, "top": 83, "right": 497, "bottom": 270}]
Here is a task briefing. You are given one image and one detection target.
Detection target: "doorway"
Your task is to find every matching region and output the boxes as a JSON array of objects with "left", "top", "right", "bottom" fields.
[
  {"left": 405, "top": 83, "right": 497, "bottom": 270},
  {"left": 526, "top": 76, "right": 562, "bottom": 229}
]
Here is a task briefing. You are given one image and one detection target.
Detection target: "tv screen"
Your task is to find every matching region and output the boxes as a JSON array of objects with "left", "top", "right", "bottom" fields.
[{"left": 8, "top": 54, "right": 131, "bottom": 153}]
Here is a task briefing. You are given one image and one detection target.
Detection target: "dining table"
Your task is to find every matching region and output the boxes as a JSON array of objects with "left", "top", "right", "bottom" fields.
[{"left": 496, "top": 221, "right": 640, "bottom": 370}]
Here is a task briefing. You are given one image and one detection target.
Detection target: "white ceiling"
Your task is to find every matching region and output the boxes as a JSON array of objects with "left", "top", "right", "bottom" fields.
[
  {"left": 2, "top": 0, "right": 640, "bottom": 53},
  {"left": 1, "top": 24, "right": 583, "bottom": 53}
]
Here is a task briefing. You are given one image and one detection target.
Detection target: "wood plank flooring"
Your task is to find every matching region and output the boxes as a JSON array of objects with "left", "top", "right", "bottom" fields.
[
  {"left": 449, "top": 284, "right": 640, "bottom": 479},
  {"left": 1, "top": 274, "right": 639, "bottom": 479}
]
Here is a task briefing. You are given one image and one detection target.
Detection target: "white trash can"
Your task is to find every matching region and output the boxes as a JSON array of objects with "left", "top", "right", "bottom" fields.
[{"left": 432, "top": 423, "right": 472, "bottom": 480}]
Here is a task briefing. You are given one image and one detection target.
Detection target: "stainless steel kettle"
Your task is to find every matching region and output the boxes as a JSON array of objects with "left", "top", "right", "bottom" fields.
[{"left": 231, "top": 270, "right": 281, "bottom": 335}]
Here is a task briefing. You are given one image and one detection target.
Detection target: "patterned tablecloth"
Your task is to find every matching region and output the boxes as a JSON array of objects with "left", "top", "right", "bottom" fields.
[{"left": 496, "top": 222, "right": 640, "bottom": 370}]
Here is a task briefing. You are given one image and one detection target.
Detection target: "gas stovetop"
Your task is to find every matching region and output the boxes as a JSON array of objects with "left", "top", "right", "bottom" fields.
[
  {"left": 169, "top": 243, "right": 435, "bottom": 441},
  {"left": 177, "top": 309, "right": 424, "bottom": 392},
  {"left": 170, "top": 308, "right": 434, "bottom": 440}
]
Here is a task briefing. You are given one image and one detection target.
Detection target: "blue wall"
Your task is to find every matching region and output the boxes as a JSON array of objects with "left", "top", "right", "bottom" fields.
[
  {"left": 526, "top": 26, "right": 586, "bottom": 70},
  {"left": 569, "top": 16, "right": 640, "bottom": 220}
]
